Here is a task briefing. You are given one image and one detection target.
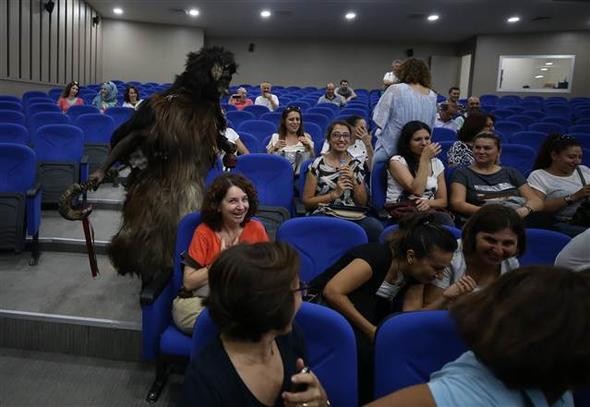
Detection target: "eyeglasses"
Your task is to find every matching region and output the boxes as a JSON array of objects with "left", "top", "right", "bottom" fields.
[
  {"left": 291, "top": 282, "right": 310, "bottom": 297},
  {"left": 330, "top": 132, "right": 351, "bottom": 140}
]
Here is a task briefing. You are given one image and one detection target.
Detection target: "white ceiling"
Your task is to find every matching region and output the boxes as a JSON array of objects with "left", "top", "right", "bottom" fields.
[{"left": 86, "top": 0, "right": 590, "bottom": 42}]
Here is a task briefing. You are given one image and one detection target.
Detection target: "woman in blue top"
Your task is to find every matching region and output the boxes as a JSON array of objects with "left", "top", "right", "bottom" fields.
[{"left": 367, "top": 265, "right": 590, "bottom": 407}]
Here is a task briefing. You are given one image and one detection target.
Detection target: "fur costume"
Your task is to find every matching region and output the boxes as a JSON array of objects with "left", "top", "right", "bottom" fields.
[{"left": 90, "top": 47, "right": 237, "bottom": 284}]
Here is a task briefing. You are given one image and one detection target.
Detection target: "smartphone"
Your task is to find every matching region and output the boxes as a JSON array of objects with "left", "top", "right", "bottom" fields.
[{"left": 291, "top": 366, "right": 310, "bottom": 392}]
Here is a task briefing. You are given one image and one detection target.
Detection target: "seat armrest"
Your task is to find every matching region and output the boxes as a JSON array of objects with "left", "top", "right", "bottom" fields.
[
  {"left": 140, "top": 270, "right": 172, "bottom": 306},
  {"left": 26, "top": 182, "right": 42, "bottom": 198}
]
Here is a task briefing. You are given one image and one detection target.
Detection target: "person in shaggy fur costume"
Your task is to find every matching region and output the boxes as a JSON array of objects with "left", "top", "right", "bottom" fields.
[{"left": 87, "top": 46, "right": 238, "bottom": 285}]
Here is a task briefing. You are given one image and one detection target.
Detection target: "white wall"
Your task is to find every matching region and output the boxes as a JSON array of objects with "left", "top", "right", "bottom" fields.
[
  {"left": 472, "top": 32, "right": 590, "bottom": 97},
  {"left": 430, "top": 56, "right": 461, "bottom": 96},
  {"left": 207, "top": 37, "right": 459, "bottom": 90},
  {"left": 101, "top": 19, "right": 204, "bottom": 83}
]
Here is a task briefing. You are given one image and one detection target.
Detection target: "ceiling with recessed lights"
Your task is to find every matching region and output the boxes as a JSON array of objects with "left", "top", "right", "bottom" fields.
[{"left": 86, "top": 0, "right": 590, "bottom": 42}]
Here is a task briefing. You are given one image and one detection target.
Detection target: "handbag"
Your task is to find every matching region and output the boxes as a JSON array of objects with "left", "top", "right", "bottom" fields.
[
  {"left": 384, "top": 200, "right": 418, "bottom": 220},
  {"left": 320, "top": 203, "right": 368, "bottom": 220},
  {"left": 570, "top": 167, "right": 590, "bottom": 227}
]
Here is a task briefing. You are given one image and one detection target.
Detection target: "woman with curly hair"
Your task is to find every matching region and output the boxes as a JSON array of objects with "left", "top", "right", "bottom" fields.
[
  {"left": 372, "top": 58, "right": 437, "bottom": 171},
  {"left": 368, "top": 265, "right": 590, "bottom": 406},
  {"left": 172, "top": 173, "right": 269, "bottom": 334}
]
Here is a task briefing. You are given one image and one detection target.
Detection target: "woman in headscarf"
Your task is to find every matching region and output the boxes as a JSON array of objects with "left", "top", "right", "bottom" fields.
[{"left": 92, "top": 81, "right": 118, "bottom": 112}]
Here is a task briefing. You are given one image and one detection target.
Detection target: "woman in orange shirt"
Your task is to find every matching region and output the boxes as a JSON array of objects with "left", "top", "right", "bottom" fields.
[{"left": 172, "top": 173, "right": 269, "bottom": 334}]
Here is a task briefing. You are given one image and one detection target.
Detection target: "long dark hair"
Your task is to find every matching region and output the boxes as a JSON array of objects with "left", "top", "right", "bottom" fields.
[
  {"left": 278, "top": 106, "right": 305, "bottom": 139},
  {"left": 396, "top": 121, "right": 432, "bottom": 176},
  {"left": 458, "top": 112, "right": 494, "bottom": 143},
  {"left": 532, "top": 133, "right": 582, "bottom": 170}
]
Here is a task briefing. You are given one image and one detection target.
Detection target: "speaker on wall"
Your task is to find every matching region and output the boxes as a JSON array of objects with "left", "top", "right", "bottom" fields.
[
  {"left": 248, "top": 43, "right": 255, "bottom": 53},
  {"left": 405, "top": 48, "right": 414, "bottom": 57}
]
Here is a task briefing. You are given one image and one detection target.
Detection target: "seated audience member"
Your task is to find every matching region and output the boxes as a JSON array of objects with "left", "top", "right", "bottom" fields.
[
  {"left": 335, "top": 79, "right": 358, "bottom": 102},
  {"left": 302, "top": 120, "right": 383, "bottom": 242},
  {"left": 320, "top": 115, "right": 373, "bottom": 170},
  {"left": 555, "top": 229, "right": 590, "bottom": 271},
  {"left": 121, "top": 86, "right": 143, "bottom": 110},
  {"left": 527, "top": 134, "right": 590, "bottom": 237},
  {"left": 228, "top": 87, "right": 253, "bottom": 111},
  {"left": 222, "top": 127, "right": 249, "bottom": 155},
  {"left": 57, "top": 81, "right": 84, "bottom": 112},
  {"left": 434, "top": 102, "right": 459, "bottom": 132},
  {"left": 372, "top": 58, "right": 437, "bottom": 169},
  {"left": 454, "top": 96, "right": 482, "bottom": 130},
  {"left": 317, "top": 82, "right": 346, "bottom": 107},
  {"left": 92, "top": 81, "right": 118, "bottom": 112},
  {"left": 254, "top": 81, "right": 279, "bottom": 111},
  {"left": 424, "top": 204, "right": 523, "bottom": 309},
  {"left": 447, "top": 112, "right": 495, "bottom": 167},
  {"left": 368, "top": 265, "right": 590, "bottom": 407},
  {"left": 266, "top": 105, "right": 314, "bottom": 174},
  {"left": 172, "top": 174, "right": 269, "bottom": 334},
  {"left": 450, "top": 132, "right": 542, "bottom": 221},
  {"left": 181, "top": 242, "right": 329, "bottom": 406},
  {"left": 385, "top": 121, "right": 454, "bottom": 226},
  {"left": 383, "top": 60, "right": 402, "bottom": 89},
  {"left": 309, "top": 213, "right": 464, "bottom": 404},
  {"left": 442, "top": 86, "right": 465, "bottom": 116}
]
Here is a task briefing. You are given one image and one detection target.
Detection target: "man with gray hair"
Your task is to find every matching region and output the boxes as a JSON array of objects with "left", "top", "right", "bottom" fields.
[
  {"left": 383, "top": 59, "right": 402, "bottom": 88},
  {"left": 254, "top": 81, "right": 279, "bottom": 111}
]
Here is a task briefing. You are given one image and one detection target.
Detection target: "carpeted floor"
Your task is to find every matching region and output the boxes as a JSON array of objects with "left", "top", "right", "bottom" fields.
[{"left": 0, "top": 348, "right": 181, "bottom": 407}]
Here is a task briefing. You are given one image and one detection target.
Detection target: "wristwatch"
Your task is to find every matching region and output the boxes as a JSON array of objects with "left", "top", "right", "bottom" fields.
[{"left": 564, "top": 195, "right": 575, "bottom": 205}]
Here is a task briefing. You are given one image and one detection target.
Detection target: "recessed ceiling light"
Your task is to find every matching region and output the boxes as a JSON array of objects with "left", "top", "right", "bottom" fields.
[
  {"left": 427, "top": 14, "right": 439, "bottom": 22},
  {"left": 345, "top": 11, "right": 357, "bottom": 20},
  {"left": 187, "top": 8, "right": 199, "bottom": 17},
  {"left": 113, "top": 7, "right": 123, "bottom": 15},
  {"left": 260, "top": 10, "right": 271, "bottom": 18},
  {"left": 535, "top": 75, "right": 544, "bottom": 79},
  {"left": 540, "top": 67, "right": 549, "bottom": 71},
  {"left": 545, "top": 62, "right": 553, "bottom": 66},
  {"left": 507, "top": 16, "right": 520, "bottom": 23}
]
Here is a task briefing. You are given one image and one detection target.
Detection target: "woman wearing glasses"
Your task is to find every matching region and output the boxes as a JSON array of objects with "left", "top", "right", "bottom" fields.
[
  {"left": 57, "top": 81, "right": 84, "bottom": 112},
  {"left": 181, "top": 242, "right": 329, "bottom": 406},
  {"left": 302, "top": 120, "right": 383, "bottom": 242},
  {"left": 266, "top": 105, "right": 314, "bottom": 174},
  {"left": 527, "top": 134, "right": 590, "bottom": 237},
  {"left": 172, "top": 173, "right": 269, "bottom": 334}
]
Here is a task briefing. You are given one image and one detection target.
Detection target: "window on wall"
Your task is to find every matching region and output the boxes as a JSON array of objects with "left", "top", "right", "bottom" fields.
[{"left": 496, "top": 55, "right": 575, "bottom": 93}]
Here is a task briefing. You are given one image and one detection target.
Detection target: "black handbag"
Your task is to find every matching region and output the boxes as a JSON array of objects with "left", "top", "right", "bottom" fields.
[{"left": 570, "top": 167, "right": 590, "bottom": 227}]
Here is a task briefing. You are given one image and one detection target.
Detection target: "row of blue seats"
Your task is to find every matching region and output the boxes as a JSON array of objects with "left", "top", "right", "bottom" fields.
[{"left": 0, "top": 105, "right": 134, "bottom": 128}]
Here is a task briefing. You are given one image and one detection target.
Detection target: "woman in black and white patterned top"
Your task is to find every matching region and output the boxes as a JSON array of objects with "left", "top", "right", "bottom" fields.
[
  {"left": 447, "top": 112, "right": 495, "bottom": 168},
  {"left": 303, "top": 120, "right": 383, "bottom": 241}
]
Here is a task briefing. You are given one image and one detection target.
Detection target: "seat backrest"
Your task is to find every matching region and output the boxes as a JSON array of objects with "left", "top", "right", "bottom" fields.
[
  {"left": 0, "top": 101, "right": 23, "bottom": 112},
  {"left": 0, "top": 110, "right": 26, "bottom": 126},
  {"left": 259, "top": 111, "right": 282, "bottom": 126},
  {"left": 65, "top": 105, "right": 99, "bottom": 120},
  {"left": 568, "top": 133, "right": 590, "bottom": 150},
  {"left": 432, "top": 127, "right": 457, "bottom": 143},
  {"left": 237, "top": 120, "right": 276, "bottom": 143},
  {"left": 509, "top": 131, "right": 547, "bottom": 150},
  {"left": 0, "top": 123, "right": 30, "bottom": 145},
  {"left": 370, "top": 159, "right": 388, "bottom": 211},
  {"left": 569, "top": 124, "right": 590, "bottom": 134},
  {"left": 315, "top": 103, "right": 340, "bottom": 114},
  {"left": 490, "top": 109, "right": 513, "bottom": 120},
  {"left": 0, "top": 143, "right": 37, "bottom": 192},
  {"left": 494, "top": 120, "right": 525, "bottom": 139},
  {"left": 479, "top": 94, "right": 498, "bottom": 106},
  {"left": 374, "top": 310, "right": 468, "bottom": 398},
  {"left": 226, "top": 110, "right": 256, "bottom": 129},
  {"left": 33, "top": 124, "right": 84, "bottom": 161},
  {"left": 236, "top": 131, "right": 262, "bottom": 154},
  {"left": 22, "top": 91, "right": 49, "bottom": 103},
  {"left": 506, "top": 114, "right": 536, "bottom": 128},
  {"left": 191, "top": 302, "right": 358, "bottom": 406},
  {"left": 500, "top": 144, "right": 536, "bottom": 177},
  {"left": 26, "top": 103, "right": 60, "bottom": 116},
  {"left": 518, "top": 228, "right": 571, "bottom": 266},
  {"left": 306, "top": 106, "right": 334, "bottom": 119},
  {"left": 276, "top": 217, "right": 367, "bottom": 282},
  {"left": 29, "top": 112, "right": 70, "bottom": 136},
  {"left": 104, "top": 107, "right": 134, "bottom": 129},
  {"left": 304, "top": 113, "right": 330, "bottom": 131},
  {"left": 242, "top": 104, "right": 271, "bottom": 118},
  {"left": 172, "top": 212, "right": 203, "bottom": 293},
  {"left": 234, "top": 154, "right": 294, "bottom": 210},
  {"left": 529, "top": 122, "right": 564, "bottom": 135},
  {"left": 74, "top": 113, "right": 115, "bottom": 144},
  {"left": 298, "top": 158, "right": 315, "bottom": 200},
  {"left": 303, "top": 122, "right": 324, "bottom": 156}
]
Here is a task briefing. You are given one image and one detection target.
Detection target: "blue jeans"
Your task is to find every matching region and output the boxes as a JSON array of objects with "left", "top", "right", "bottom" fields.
[{"left": 352, "top": 216, "right": 384, "bottom": 243}]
